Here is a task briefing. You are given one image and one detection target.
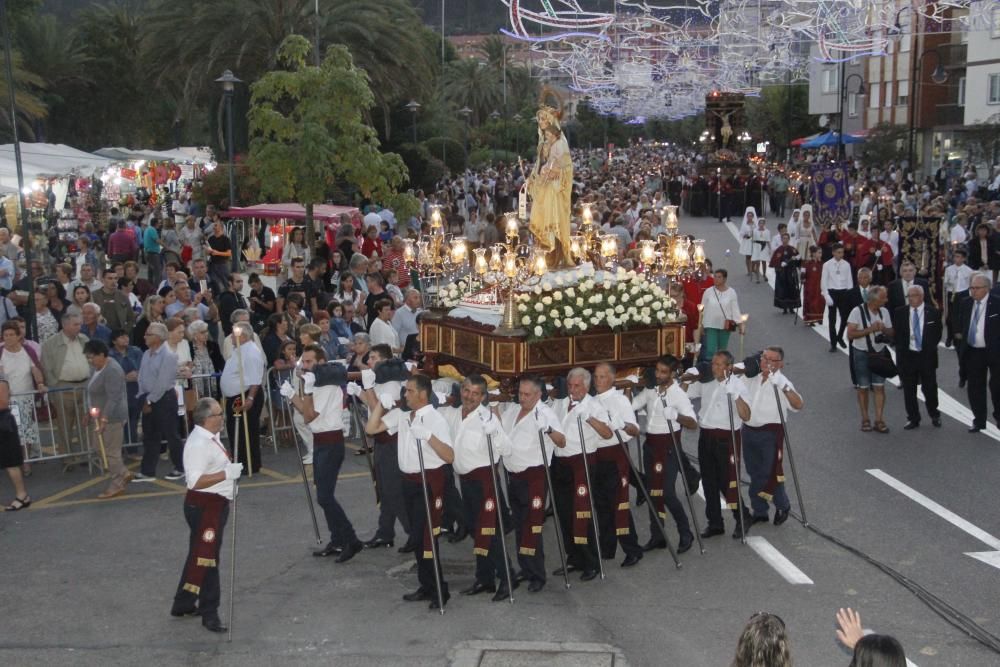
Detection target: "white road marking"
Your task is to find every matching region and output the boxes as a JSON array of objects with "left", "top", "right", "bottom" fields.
[
  {"left": 746, "top": 536, "right": 814, "bottom": 584},
  {"left": 720, "top": 221, "right": 1000, "bottom": 443}
]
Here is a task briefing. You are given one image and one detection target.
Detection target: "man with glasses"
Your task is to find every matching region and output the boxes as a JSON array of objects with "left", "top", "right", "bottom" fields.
[
  {"left": 954, "top": 274, "right": 1000, "bottom": 433},
  {"left": 739, "top": 347, "right": 803, "bottom": 528},
  {"left": 893, "top": 286, "right": 942, "bottom": 430},
  {"left": 171, "top": 397, "right": 242, "bottom": 633}
]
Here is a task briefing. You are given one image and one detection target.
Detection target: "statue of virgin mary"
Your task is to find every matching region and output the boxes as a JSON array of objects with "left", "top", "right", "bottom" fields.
[{"left": 526, "top": 104, "right": 573, "bottom": 268}]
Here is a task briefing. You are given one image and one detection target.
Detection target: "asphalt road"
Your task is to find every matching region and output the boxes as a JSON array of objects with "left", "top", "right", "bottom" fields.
[{"left": 1, "top": 215, "right": 998, "bottom": 667}]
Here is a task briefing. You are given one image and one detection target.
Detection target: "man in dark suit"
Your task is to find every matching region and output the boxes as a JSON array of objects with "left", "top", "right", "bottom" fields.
[
  {"left": 846, "top": 267, "right": 874, "bottom": 310},
  {"left": 893, "top": 285, "right": 942, "bottom": 429},
  {"left": 953, "top": 273, "right": 1000, "bottom": 433},
  {"left": 887, "top": 261, "right": 932, "bottom": 314}
]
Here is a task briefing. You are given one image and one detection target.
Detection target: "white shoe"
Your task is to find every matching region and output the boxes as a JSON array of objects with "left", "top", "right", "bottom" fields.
[{"left": 301, "top": 457, "right": 313, "bottom": 465}]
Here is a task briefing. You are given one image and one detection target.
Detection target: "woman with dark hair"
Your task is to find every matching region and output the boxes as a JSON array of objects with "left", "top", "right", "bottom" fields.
[
  {"left": 67, "top": 284, "right": 92, "bottom": 318},
  {"left": 45, "top": 281, "right": 70, "bottom": 320},
  {"left": 0, "top": 376, "right": 31, "bottom": 510},
  {"left": 133, "top": 294, "right": 166, "bottom": 349},
  {"left": 731, "top": 612, "right": 792, "bottom": 667},
  {"left": 837, "top": 608, "right": 907, "bottom": 667},
  {"left": 333, "top": 272, "right": 362, "bottom": 310},
  {"left": 261, "top": 313, "right": 292, "bottom": 367}
]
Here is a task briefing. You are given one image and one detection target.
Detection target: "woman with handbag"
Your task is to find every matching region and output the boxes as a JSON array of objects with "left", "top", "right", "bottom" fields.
[
  {"left": 846, "top": 285, "right": 895, "bottom": 434},
  {"left": 698, "top": 268, "right": 744, "bottom": 364}
]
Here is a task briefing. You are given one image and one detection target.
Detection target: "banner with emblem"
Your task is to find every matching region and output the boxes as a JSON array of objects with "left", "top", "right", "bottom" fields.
[{"left": 808, "top": 163, "right": 850, "bottom": 227}]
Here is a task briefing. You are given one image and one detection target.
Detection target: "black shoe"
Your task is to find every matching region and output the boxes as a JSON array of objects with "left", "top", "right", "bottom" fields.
[
  {"left": 580, "top": 569, "right": 599, "bottom": 581},
  {"left": 201, "top": 616, "right": 227, "bottom": 633},
  {"left": 751, "top": 514, "right": 769, "bottom": 525},
  {"left": 398, "top": 542, "right": 417, "bottom": 554},
  {"left": 170, "top": 605, "right": 199, "bottom": 618},
  {"left": 527, "top": 580, "right": 545, "bottom": 593},
  {"left": 774, "top": 508, "right": 790, "bottom": 526},
  {"left": 959, "top": 378, "right": 967, "bottom": 388},
  {"left": 403, "top": 589, "right": 432, "bottom": 602},
  {"left": 837, "top": 338, "right": 847, "bottom": 349},
  {"left": 312, "top": 542, "right": 342, "bottom": 557},
  {"left": 491, "top": 580, "right": 519, "bottom": 602},
  {"left": 460, "top": 581, "right": 496, "bottom": 596},
  {"left": 931, "top": 416, "right": 941, "bottom": 428},
  {"left": 636, "top": 494, "right": 646, "bottom": 507},
  {"left": 968, "top": 425, "right": 983, "bottom": 433},
  {"left": 552, "top": 564, "right": 581, "bottom": 576},
  {"left": 903, "top": 421, "right": 920, "bottom": 430},
  {"left": 828, "top": 345, "right": 837, "bottom": 353},
  {"left": 428, "top": 592, "right": 450, "bottom": 610},
  {"left": 677, "top": 533, "right": 694, "bottom": 554},
  {"left": 363, "top": 537, "right": 394, "bottom": 549},
  {"left": 732, "top": 520, "right": 751, "bottom": 540},
  {"left": 335, "top": 540, "right": 363, "bottom": 563},
  {"left": 513, "top": 571, "right": 529, "bottom": 584},
  {"left": 447, "top": 526, "right": 468, "bottom": 544},
  {"left": 620, "top": 553, "right": 642, "bottom": 568},
  {"left": 700, "top": 526, "right": 725, "bottom": 538},
  {"left": 642, "top": 538, "right": 667, "bottom": 552}
]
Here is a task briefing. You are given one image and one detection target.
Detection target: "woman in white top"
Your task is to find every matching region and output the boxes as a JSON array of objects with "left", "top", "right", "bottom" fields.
[
  {"left": 858, "top": 215, "right": 873, "bottom": 239},
  {"left": 737, "top": 207, "right": 756, "bottom": 277},
  {"left": 750, "top": 216, "right": 771, "bottom": 283},
  {"left": 0, "top": 320, "right": 45, "bottom": 460},
  {"left": 698, "top": 268, "right": 744, "bottom": 363},
  {"left": 786, "top": 208, "right": 801, "bottom": 245},
  {"left": 795, "top": 204, "right": 817, "bottom": 258},
  {"left": 846, "top": 286, "right": 894, "bottom": 434},
  {"left": 165, "top": 317, "right": 194, "bottom": 414},
  {"left": 281, "top": 227, "right": 311, "bottom": 279}
]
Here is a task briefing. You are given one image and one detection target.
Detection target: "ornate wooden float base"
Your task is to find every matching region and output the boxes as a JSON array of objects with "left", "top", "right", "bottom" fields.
[{"left": 420, "top": 311, "right": 685, "bottom": 393}]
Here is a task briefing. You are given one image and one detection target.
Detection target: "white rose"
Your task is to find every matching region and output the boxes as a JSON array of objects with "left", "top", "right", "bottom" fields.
[
  {"left": 576, "top": 298, "right": 584, "bottom": 307},
  {"left": 553, "top": 291, "right": 563, "bottom": 301},
  {"left": 616, "top": 267, "right": 627, "bottom": 277},
  {"left": 533, "top": 285, "right": 542, "bottom": 295},
  {"left": 579, "top": 321, "right": 589, "bottom": 331},
  {"left": 534, "top": 326, "right": 543, "bottom": 336},
  {"left": 542, "top": 296, "right": 552, "bottom": 306},
  {"left": 554, "top": 319, "right": 562, "bottom": 328},
  {"left": 566, "top": 287, "right": 575, "bottom": 298},
  {"left": 555, "top": 276, "right": 564, "bottom": 286},
  {"left": 550, "top": 309, "right": 559, "bottom": 318},
  {"left": 522, "top": 316, "right": 531, "bottom": 325},
  {"left": 593, "top": 294, "right": 603, "bottom": 303},
  {"left": 518, "top": 304, "right": 528, "bottom": 312},
  {"left": 602, "top": 280, "right": 611, "bottom": 290},
  {"left": 564, "top": 306, "right": 573, "bottom": 316},
  {"left": 583, "top": 308, "right": 593, "bottom": 317},
  {"left": 541, "top": 282, "right": 552, "bottom": 291},
  {"left": 615, "top": 305, "right": 625, "bottom": 314},
  {"left": 535, "top": 303, "right": 544, "bottom": 312},
  {"left": 642, "top": 316, "right": 651, "bottom": 325},
  {"left": 538, "top": 315, "right": 546, "bottom": 323},
  {"left": 608, "top": 295, "right": 616, "bottom": 305}
]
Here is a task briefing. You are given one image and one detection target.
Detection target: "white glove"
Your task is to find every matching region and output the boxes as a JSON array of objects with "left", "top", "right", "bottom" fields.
[
  {"left": 824, "top": 293, "right": 834, "bottom": 307},
  {"left": 780, "top": 261, "right": 787, "bottom": 268},
  {"left": 378, "top": 393, "right": 396, "bottom": 411},
  {"left": 478, "top": 407, "right": 501, "bottom": 435},
  {"left": 224, "top": 462, "right": 243, "bottom": 481},
  {"left": 684, "top": 367, "right": 699, "bottom": 377},
  {"left": 346, "top": 382, "right": 362, "bottom": 397},
  {"left": 409, "top": 420, "right": 432, "bottom": 441},
  {"left": 405, "top": 361, "right": 417, "bottom": 371},
  {"left": 874, "top": 250, "right": 882, "bottom": 258},
  {"left": 770, "top": 370, "right": 790, "bottom": 391},
  {"left": 434, "top": 391, "right": 449, "bottom": 406},
  {"left": 302, "top": 372, "right": 316, "bottom": 394},
  {"left": 535, "top": 404, "right": 561, "bottom": 433},
  {"left": 734, "top": 362, "right": 745, "bottom": 371},
  {"left": 607, "top": 410, "right": 627, "bottom": 431},
  {"left": 337, "top": 336, "right": 350, "bottom": 345},
  {"left": 571, "top": 401, "right": 591, "bottom": 422},
  {"left": 725, "top": 376, "right": 742, "bottom": 396},
  {"left": 279, "top": 381, "right": 295, "bottom": 400},
  {"left": 625, "top": 374, "right": 640, "bottom": 385},
  {"left": 361, "top": 368, "right": 376, "bottom": 390}
]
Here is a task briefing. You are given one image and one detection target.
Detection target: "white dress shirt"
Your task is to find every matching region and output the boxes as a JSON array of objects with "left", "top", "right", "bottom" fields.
[
  {"left": 499, "top": 402, "right": 562, "bottom": 473},
  {"left": 743, "top": 374, "right": 799, "bottom": 427},
  {"left": 968, "top": 297, "right": 988, "bottom": 349},
  {"left": 820, "top": 258, "right": 853, "bottom": 295},
  {"left": 700, "top": 286, "right": 742, "bottom": 330},
  {"left": 441, "top": 405, "right": 512, "bottom": 475},
  {"left": 183, "top": 425, "right": 234, "bottom": 500},
  {"left": 307, "top": 384, "right": 344, "bottom": 433},
  {"left": 384, "top": 404, "right": 453, "bottom": 473},
  {"left": 908, "top": 304, "right": 925, "bottom": 352},
  {"left": 631, "top": 384, "right": 696, "bottom": 434},
  {"left": 944, "top": 264, "right": 974, "bottom": 295},
  {"left": 593, "top": 387, "right": 637, "bottom": 450},
  {"left": 685, "top": 377, "right": 750, "bottom": 430},
  {"left": 220, "top": 343, "right": 266, "bottom": 398},
  {"left": 369, "top": 316, "right": 400, "bottom": 350},
  {"left": 551, "top": 395, "right": 604, "bottom": 457}
]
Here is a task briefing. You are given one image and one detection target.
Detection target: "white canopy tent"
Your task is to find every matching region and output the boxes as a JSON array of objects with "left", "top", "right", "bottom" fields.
[
  {"left": 0, "top": 143, "right": 113, "bottom": 190},
  {"left": 94, "top": 146, "right": 215, "bottom": 164}
]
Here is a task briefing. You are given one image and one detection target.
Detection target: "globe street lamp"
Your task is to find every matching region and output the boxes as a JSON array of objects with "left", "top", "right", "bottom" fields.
[
  {"left": 405, "top": 100, "right": 421, "bottom": 144},
  {"left": 512, "top": 112, "right": 523, "bottom": 156},
  {"left": 490, "top": 110, "right": 501, "bottom": 163},
  {"left": 215, "top": 68, "right": 242, "bottom": 272},
  {"left": 458, "top": 106, "right": 472, "bottom": 166}
]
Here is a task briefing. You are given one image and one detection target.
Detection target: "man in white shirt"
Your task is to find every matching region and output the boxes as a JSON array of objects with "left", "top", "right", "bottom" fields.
[
  {"left": 392, "top": 289, "right": 423, "bottom": 358},
  {"left": 171, "top": 397, "right": 242, "bottom": 633},
  {"left": 740, "top": 347, "right": 803, "bottom": 528},
  {"left": 698, "top": 269, "right": 744, "bottom": 363},
  {"left": 220, "top": 323, "right": 266, "bottom": 474},
  {"left": 943, "top": 247, "right": 974, "bottom": 351},
  {"left": 284, "top": 345, "right": 363, "bottom": 562},
  {"left": 684, "top": 351, "right": 753, "bottom": 539},
  {"left": 366, "top": 374, "right": 455, "bottom": 610},
  {"left": 441, "top": 374, "right": 516, "bottom": 601},
  {"left": 369, "top": 298, "right": 401, "bottom": 354},
  {"left": 821, "top": 243, "right": 854, "bottom": 351},
  {"left": 631, "top": 355, "right": 698, "bottom": 553},
  {"left": 550, "top": 367, "right": 614, "bottom": 581},
  {"left": 591, "top": 363, "right": 644, "bottom": 568},
  {"left": 498, "top": 376, "right": 565, "bottom": 593}
]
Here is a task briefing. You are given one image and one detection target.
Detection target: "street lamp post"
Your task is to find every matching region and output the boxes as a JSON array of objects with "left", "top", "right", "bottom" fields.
[
  {"left": 215, "top": 69, "right": 242, "bottom": 273},
  {"left": 908, "top": 50, "right": 948, "bottom": 176},
  {"left": 458, "top": 106, "right": 472, "bottom": 167},
  {"left": 512, "top": 112, "right": 523, "bottom": 156},
  {"left": 838, "top": 73, "right": 867, "bottom": 160},
  {"left": 405, "top": 100, "right": 421, "bottom": 144},
  {"left": 490, "top": 110, "right": 501, "bottom": 164}
]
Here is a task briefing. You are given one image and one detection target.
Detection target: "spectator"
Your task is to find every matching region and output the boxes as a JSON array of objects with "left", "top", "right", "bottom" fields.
[
  {"left": 369, "top": 298, "right": 400, "bottom": 354},
  {"left": 847, "top": 285, "right": 894, "bottom": 433},
  {"left": 134, "top": 322, "right": 182, "bottom": 482},
  {"left": 133, "top": 294, "right": 166, "bottom": 349},
  {"left": 0, "top": 227, "right": 19, "bottom": 264},
  {"left": 247, "top": 272, "right": 276, "bottom": 329},
  {"left": 731, "top": 612, "right": 791, "bottom": 667},
  {"left": 66, "top": 284, "right": 91, "bottom": 318},
  {"left": 166, "top": 279, "right": 214, "bottom": 322},
  {"left": 83, "top": 339, "right": 131, "bottom": 498},
  {"left": 346, "top": 332, "right": 370, "bottom": 371},
  {"left": 392, "top": 288, "right": 423, "bottom": 351},
  {"left": 221, "top": 309, "right": 264, "bottom": 360},
  {"left": 360, "top": 223, "right": 383, "bottom": 258},
  {"left": 92, "top": 269, "right": 135, "bottom": 335},
  {"left": 75, "top": 235, "right": 100, "bottom": 280},
  {"left": 328, "top": 301, "right": 353, "bottom": 342},
  {"left": 73, "top": 263, "right": 102, "bottom": 294},
  {"left": 282, "top": 293, "right": 308, "bottom": 335},
  {"left": 177, "top": 215, "right": 204, "bottom": 262},
  {"left": 0, "top": 376, "right": 30, "bottom": 510},
  {"left": 281, "top": 226, "right": 311, "bottom": 272},
  {"left": 381, "top": 235, "right": 409, "bottom": 288},
  {"left": 205, "top": 220, "right": 233, "bottom": 291},
  {"left": 313, "top": 311, "right": 344, "bottom": 360},
  {"left": 40, "top": 312, "right": 90, "bottom": 458},
  {"left": 277, "top": 257, "right": 318, "bottom": 315},
  {"left": 124, "top": 260, "right": 155, "bottom": 301},
  {"left": 109, "top": 329, "right": 142, "bottom": 445},
  {"left": 306, "top": 259, "right": 330, "bottom": 310},
  {"left": 836, "top": 608, "right": 907, "bottom": 667},
  {"left": 333, "top": 272, "right": 362, "bottom": 311},
  {"left": 0, "top": 249, "right": 14, "bottom": 292},
  {"left": 107, "top": 220, "right": 138, "bottom": 263},
  {"left": 80, "top": 303, "right": 112, "bottom": 344},
  {"left": 364, "top": 272, "right": 388, "bottom": 329},
  {"left": 188, "top": 320, "right": 224, "bottom": 399},
  {"left": 698, "top": 269, "right": 744, "bottom": 363},
  {"left": 217, "top": 272, "right": 248, "bottom": 336},
  {"left": 143, "top": 217, "right": 164, "bottom": 287},
  {"left": 261, "top": 313, "right": 292, "bottom": 367},
  {"left": 44, "top": 281, "right": 69, "bottom": 322},
  {"left": 221, "top": 322, "right": 266, "bottom": 474},
  {"left": 188, "top": 259, "right": 217, "bottom": 297},
  {"left": 0, "top": 319, "right": 45, "bottom": 466}
]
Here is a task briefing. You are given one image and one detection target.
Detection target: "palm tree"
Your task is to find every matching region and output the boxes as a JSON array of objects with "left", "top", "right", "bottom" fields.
[
  {"left": 441, "top": 58, "right": 502, "bottom": 126},
  {"left": 0, "top": 51, "right": 48, "bottom": 141}
]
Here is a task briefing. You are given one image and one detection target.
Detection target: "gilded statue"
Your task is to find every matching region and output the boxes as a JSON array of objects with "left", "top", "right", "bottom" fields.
[{"left": 526, "top": 103, "right": 573, "bottom": 268}]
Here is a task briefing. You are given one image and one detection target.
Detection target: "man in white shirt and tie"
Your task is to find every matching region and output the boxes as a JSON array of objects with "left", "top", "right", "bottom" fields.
[
  {"left": 954, "top": 274, "right": 1000, "bottom": 433},
  {"left": 683, "top": 351, "right": 753, "bottom": 539},
  {"left": 943, "top": 247, "right": 974, "bottom": 357},
  {"left": 893, "top": 286, "right": 942, "bottom": 430},
  {"left": 821, "top": 243, "right": 854, "bottom": 351}
]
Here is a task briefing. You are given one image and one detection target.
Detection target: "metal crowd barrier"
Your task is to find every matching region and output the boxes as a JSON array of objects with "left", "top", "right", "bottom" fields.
[
  {"left": 263, "top": 366, "right": 295, "bottom": 453},
  {"left": 11, "top": 385, "right": 95, "bottom": 469}
]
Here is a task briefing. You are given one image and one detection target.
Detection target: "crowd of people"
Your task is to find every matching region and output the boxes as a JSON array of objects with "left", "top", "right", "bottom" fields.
[{"left": 3, "top": 142, "right": 991, "bottom": 658}]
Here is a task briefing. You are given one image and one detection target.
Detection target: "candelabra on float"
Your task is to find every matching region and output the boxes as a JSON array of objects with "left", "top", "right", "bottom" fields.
[
  {"left": 472, "top": 213, "right": 547, "bottom": 335},
  {"left": 402, "top": 205, "right": 468, "bottom": 307}
]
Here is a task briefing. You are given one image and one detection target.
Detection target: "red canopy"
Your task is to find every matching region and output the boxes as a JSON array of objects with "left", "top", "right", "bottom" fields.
[
  {"left": 790, "top": 133, "right": 822, "bottom": 147},
  {"left": 220, "top": 203, "right": 360, "bottom": 223}
]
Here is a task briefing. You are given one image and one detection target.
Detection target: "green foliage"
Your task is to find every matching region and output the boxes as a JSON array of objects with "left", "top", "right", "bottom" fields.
[
  {"left": 860, "top": 122, "right": 909, "bottom": 167},
  {"left": 468, "top": 147, "right": 519, "bottom": 169},
  {"left": 743, "top": 84, "right": 813, "bottom": 148},
  {"left": 955, "top": 120, "right": 1000, "bottom": 166},
  {"left": 247, "top": 35, "right": 414, "bottom": 240},
  {"left": 191, "top": 157, "right": 262, "bottom": 207},
  {"left": 395, "top": 143, "right": 447, "bottom": 192},
  {"left": 421, "top": 136, "right": 466, "bottom": 174}
]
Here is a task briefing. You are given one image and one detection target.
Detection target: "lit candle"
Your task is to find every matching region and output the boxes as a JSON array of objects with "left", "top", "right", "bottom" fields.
[
  {"left": 505, "top": 215, "right": 519, "bottom": 239},
  {"left": 697, "top": 303, "right": 704, "bottom": 329}
]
